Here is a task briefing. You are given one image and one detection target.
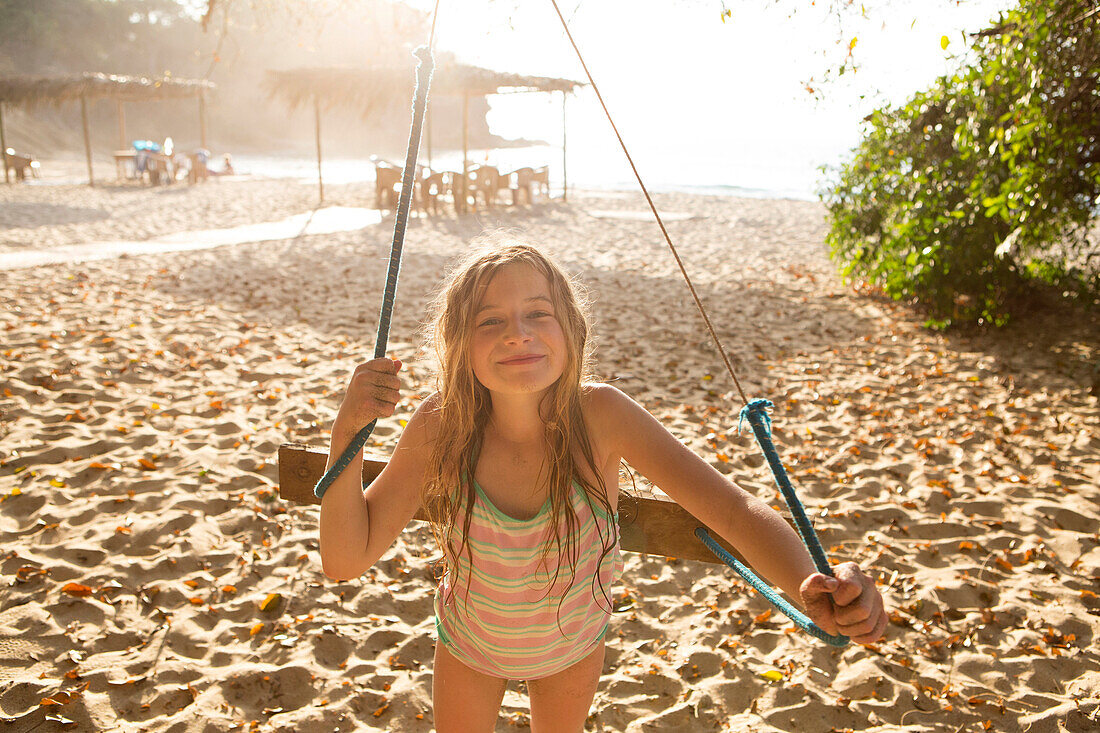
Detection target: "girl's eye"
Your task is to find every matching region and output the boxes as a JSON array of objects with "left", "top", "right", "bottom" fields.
[
  {"left": 478, "top": 318, "right": 502, "bottom": 327},
  {"left": 529, "top": 311, "right": 552, "bottom": 318}
]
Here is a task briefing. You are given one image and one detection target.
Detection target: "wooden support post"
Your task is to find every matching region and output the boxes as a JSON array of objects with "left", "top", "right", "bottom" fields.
[
  {"left": 314, "top": 97, "right": 324, "bottom": 204},
  {"left": 80, "top": 95, "right": 94, "bottom": 187},
  {"left": 561, "top": 90, "right": 568, "bottom": 202},
  {"left": 277, "top": 443, "right": 768, "bottom": 566},
  {"left": 199, "top": 89, "right": 208, "bottom": 150},
  {"left": 116, "top": 100, "right": 128, "bottom": 181},
  {"left": 117, "top": 100, "right": 126, "bottom": 149},
  {"left": 426, "top": 100, "right": 432, "bottom": 170},
  {"left": 0, "top": 102, "right": 9, "bottom": 184},
  {"left": 460, "top": 91, "right": 469, "bottom": 214}
]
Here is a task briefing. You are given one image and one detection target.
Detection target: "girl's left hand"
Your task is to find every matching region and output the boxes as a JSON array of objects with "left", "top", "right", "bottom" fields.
[{"left": 800, "top": 562, "right": 887, "bottom": 643}]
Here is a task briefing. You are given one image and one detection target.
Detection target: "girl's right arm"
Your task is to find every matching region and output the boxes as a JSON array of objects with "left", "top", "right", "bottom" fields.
[{"left": 319, "top": 358, "right": 437, "bottom": 580}]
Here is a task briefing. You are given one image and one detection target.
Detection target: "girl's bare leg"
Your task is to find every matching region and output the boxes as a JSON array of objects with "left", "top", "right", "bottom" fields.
[
  {"left": 528, "top": 639, "right": 606, "bottom": 733},
  {"left": 432, "top": 640, "right": 508, "bottom": 732}
]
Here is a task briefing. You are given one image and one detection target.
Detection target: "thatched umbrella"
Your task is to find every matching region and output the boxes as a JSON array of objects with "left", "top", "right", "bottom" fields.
[
  {"left": 0, "top": 72, "right": 215, "bottom": 185},
  {"left": 266, "top": 62, "right": 583, "bottom": 207}
]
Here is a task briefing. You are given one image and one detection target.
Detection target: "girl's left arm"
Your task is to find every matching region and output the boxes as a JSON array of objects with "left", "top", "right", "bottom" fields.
[{"left": 592, "top": 384, "right": 887, "bottom": 644}]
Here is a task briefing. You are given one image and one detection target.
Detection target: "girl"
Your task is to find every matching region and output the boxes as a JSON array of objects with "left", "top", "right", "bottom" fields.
[{"left": 319, "top": 242, "right": 887, "bottom": 732}]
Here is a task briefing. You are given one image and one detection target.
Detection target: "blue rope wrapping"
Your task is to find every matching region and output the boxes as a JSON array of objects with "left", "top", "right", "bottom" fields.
[
  {"left": 694, "top": 528, "right": 848, "bottom": 647},
  {"left": 699, "top": 398, "right": 849, "bottom": 647},
  {"left": 739, "top": 399, "right": 833, "bottom": 575},
  {"left": 314, "top": 46, "right": 435, "bottom": 501}
]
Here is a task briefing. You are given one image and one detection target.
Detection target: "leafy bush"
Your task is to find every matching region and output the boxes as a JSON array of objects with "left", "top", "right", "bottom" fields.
[{"left": 821, "top": 0, "right": 1100, "bottom": 328}]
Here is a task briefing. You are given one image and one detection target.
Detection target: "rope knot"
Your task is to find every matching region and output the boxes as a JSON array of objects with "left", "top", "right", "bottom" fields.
[
  {"left": 413, "top": 45, "right": 435, "bottom": 69},
  {"left": 737, "top": 398, "right": 774, "bottom": 436}
]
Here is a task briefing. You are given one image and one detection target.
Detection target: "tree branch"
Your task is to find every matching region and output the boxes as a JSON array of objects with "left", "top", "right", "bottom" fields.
[
  {"left": 970, "top": 21, "right": 1018, "bottom": 38},
  {"left": 202, "top": 0, "right": 218, "bottom": 32}
]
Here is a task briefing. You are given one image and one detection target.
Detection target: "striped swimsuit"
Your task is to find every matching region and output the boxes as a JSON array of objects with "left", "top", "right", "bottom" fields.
[{"left": 434, "top": 475, "right": 622, "bottom": 680}]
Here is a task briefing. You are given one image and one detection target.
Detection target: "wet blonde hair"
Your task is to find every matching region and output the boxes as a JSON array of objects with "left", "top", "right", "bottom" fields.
[{"left": 421, "top": 238, "right": 616, "bottom": 618}]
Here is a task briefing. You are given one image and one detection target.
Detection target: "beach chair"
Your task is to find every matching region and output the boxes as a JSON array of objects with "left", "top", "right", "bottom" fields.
[
  {"left": 508, "top": 167, "right": 536, "bottom": 205},
  {"left": 467, "top": 164, "right": 507, "bottom": 209},
  {"left": 4, "top": 148, "right": 40, "bottom": 181},
  {"left": 146, "top": 154, "right": 172, "bottom": 185},
  {"left": 418, "top": 169, "right": 450, "bottom": 216},
  {"left": 532, "top": 165, "right": 550, "bottom": 199},
  {"left": 133, "top": 144, "right": 172, "bottom": 185},
  {"left": 187, "top": 149, "right": 211, "bottom": 184},
  {"left": 373, "top": 159, "right": 402, "bottom": 210}
]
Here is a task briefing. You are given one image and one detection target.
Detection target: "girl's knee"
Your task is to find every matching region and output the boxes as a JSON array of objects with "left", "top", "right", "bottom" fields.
[{"left": 528, "top": 642, "right": 605, "bottom": 731}]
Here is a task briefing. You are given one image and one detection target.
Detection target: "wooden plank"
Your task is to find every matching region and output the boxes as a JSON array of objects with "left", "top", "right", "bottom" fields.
[
  {"left": 278, "top": 443, "right": 749, "bottom": 565},
  {"left": 0, "top": 102, "right": 9, "bottom": 184}
]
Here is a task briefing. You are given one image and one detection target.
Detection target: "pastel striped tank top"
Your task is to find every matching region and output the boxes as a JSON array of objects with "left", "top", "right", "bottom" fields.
[{"left": 433, "top": 475, "right": 622, "bottom": 680}]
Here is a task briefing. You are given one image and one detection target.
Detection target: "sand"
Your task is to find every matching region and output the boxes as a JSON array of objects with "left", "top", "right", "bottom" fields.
[{"left": 1, "top": 173, "right": 1098, "bottom": 732}]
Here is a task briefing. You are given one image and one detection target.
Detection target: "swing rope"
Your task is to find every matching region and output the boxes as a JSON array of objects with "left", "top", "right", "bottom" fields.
[
  {"left": 313, "top": 0, "right": 440, "bottom": 501},
  {"left": 546, "top": 0, "right": 848, "bottom": 646}
]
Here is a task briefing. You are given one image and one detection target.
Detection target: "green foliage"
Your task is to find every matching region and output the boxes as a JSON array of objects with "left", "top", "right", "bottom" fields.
[{"left": 821, "top": 0, "right": 1100, "bottom": 328}]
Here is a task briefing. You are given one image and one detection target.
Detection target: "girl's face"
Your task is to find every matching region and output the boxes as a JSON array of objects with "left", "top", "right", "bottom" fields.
[{"left": 469, "top": 263, "right": 568, "bottom": 399}]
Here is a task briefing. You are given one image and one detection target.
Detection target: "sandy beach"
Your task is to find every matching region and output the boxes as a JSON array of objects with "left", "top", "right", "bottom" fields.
[{"left": 1, "top": 174, "right": 1098, "bottom": 732}]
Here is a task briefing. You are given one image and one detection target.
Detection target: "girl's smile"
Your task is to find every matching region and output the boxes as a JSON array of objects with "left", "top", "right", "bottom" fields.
[{"left": 499, "top": 354, "right": 545, "bottom": 365}]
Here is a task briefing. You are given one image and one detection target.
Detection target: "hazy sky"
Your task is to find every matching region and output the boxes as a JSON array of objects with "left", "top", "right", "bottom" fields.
[{"left": 403, "top": 0, "right": 1015, "bottom": 193}]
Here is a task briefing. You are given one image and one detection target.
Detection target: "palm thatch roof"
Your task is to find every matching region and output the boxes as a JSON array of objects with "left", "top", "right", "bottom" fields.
[
  {"left": 0, "top": 73, "right": 215, "bottom": 108},
  {"left": 266, "top": 62, "right": 583, "bottom": 117}
]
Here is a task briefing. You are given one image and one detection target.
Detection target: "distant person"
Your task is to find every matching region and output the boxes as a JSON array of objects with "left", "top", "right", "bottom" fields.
[
  {"left": 208, "top": 153, "right": 235, "bottom": 177},
  {"left": 132, "top": 139, "right": 161, "bottom": 179}
]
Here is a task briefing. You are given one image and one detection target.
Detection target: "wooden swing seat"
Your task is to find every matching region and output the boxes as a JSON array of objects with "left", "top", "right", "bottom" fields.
[{"left": 278, "top": 443, "right": 750, "bottom": 565}]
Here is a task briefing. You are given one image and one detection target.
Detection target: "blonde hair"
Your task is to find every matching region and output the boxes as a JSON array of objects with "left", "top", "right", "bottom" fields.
[{"left": 420, "top": 238, "right": 616, "bottom": 617}]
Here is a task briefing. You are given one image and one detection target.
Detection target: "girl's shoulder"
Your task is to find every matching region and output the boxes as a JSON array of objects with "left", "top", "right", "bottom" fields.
[
  {"left": 416, "top": 390, "right": 444, "bottom": 414},
  {"left": 400, "top": 391, "right": 444, "bottom": 445},
  {"left": 580, "top": 382, "right": 664, "bottom": 453},
  {"left": 581, "top": 381, "right": 631, "bottom": 406},
  {"left": 581, "top": 381, "right": 624, "bottom": 405},
  {"left": 580, "top": 382, "right": 636, "bottom": 435}
]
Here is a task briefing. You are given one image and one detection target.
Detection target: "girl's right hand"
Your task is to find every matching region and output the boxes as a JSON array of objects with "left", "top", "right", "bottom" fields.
[{"left": 334, "top": 357, "right": 403, "bottom": 434}]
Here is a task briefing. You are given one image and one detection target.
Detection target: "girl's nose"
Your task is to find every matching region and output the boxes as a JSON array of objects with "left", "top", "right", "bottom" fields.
[{"left": 503, "top": 318, "right": 533, "bottom": 343}]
